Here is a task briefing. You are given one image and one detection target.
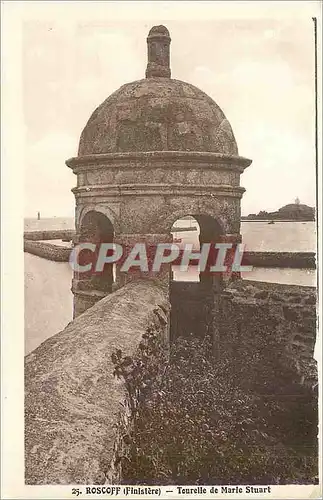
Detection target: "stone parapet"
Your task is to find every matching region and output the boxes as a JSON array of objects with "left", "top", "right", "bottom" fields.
[
  {"left": 72, "top": 288, "right": 107, "bottom": 317},
  {"left": 25, "top": 280, "right": 170, "bottom": 484}
]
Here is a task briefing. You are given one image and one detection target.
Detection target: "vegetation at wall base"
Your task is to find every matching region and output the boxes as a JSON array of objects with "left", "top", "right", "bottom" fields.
[{"left": 111, "top": 331, "right": 318, "bottom": 485}]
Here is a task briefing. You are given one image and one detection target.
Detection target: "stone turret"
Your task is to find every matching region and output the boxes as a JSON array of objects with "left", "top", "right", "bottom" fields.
[{"left": 66, "top": 25, "right": 252, "bottom": 317}]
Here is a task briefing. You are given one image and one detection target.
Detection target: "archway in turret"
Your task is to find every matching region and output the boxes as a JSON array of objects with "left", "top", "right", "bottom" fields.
[
  {"left": 170, "top": 213, "right": 224, "bottom": 341},
  {"left": 78, "top": 211, "right": 115, "bottom": 293},
  {"left": 171, "top": 215, "right": 200, "bottom": 282},
  {"left": 170, "top": 214, "right": 224, "bottom": 286}
]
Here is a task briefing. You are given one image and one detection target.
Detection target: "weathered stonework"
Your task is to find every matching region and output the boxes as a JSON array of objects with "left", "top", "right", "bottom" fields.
[
  {"left": 25, "top": 24, "right": 318, "bottom": 487},
  {"left": 77, "top": 81, "right": 239, "bottom": 156},
  {"left": 65, "top": 26, "right": 252, "bottom": 316},
  {"left": 25, "top": 280, "right": 170, "bottom": 484},
  {"left": 67, "top": 152, "right": 249, "bottom": 236},
  {"left": 62, "top": 24, "right": 316, "bottom": 371},
  {"left": 146, "top": 25, "right": 171, "bottom": 79},
  {"left": 215, "top": 280, "right": 318, "bottom": 392}
]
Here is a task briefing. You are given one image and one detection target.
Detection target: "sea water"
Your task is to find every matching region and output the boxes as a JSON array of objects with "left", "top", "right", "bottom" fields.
[{"left": 24, "top": 218, "right": 316, "bottom": 353}]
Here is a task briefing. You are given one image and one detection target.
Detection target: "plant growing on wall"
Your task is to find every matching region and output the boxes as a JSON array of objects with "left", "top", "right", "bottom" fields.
[{"left": 111, "top": 330, "right": 318, "bottom": 485}]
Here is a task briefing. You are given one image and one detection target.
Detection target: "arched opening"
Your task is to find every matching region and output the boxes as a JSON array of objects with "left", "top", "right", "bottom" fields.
[
  {"left": 170, "top": 214, "right": 224, "bottom": 287},
  {"left": 78, "top": 211, "right": 115, "bottom": 293},
  {"left": 170, "top": 213, "right": 224, "bottom": 341},
  {"left": 171, "top": 215, "right": 200, "bottom": 282}
]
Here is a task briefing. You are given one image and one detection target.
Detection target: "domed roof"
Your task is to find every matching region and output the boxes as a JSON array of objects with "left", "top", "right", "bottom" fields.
[
  {"left": 147, "top": 25, "right": 170, "bottom": 37},
  {"left": 78, "top": 26, "right": 238, "bottom": 157}
]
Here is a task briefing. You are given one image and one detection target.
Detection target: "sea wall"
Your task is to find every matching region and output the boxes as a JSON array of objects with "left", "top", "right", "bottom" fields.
[
  {"left": 24, "top": 229, "right": 75, "bottom": 241},
  {"left": 243, "top": 251, "right": 316, "bottom": 269},
  {"left": 24, "top": 240, "right": 71, "bottom": 262},
  {"left": 25, "top": 280, "right": 170, "bottom": 485},
  {"left": 23, "top": 231, "right": 315, "bottom": 269},
  {"left": 23, "top": 242, "right": 316, "bottom": 269},
  {"left": 24, "top": 229, "right": 74, "bottom": 261},
  {"left": 214, "top": 280, "right": 317, "bottom": 392}
]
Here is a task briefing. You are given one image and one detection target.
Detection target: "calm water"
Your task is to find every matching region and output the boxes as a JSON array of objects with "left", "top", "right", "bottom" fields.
[
  {"left": 24, "top": 217, "right": 75, "bottom": 232},
  {"left": 172, "top": 219, "right": 316, "bottom": 252},
  {"left": 25, "top": 253, "right": 73, "bottom": 354},
  {"left": 24, "top": 218, "right": 316, "bottom": 354},
  {"left": 25, "top": 217, "right": 316, "bottom": 252}
]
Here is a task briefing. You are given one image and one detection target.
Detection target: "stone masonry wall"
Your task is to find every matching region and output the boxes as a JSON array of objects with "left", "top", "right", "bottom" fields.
[
  {"left": 25, "top": 280, "right": 169, "bottom": 484},
  {"left": 214, "top": 280, "right": 317, "bottom": 392}
]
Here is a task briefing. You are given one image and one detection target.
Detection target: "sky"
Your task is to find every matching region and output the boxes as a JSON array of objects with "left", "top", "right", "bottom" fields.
[{"left": 20, "top": 2, "right": 318, "bottom": 217}]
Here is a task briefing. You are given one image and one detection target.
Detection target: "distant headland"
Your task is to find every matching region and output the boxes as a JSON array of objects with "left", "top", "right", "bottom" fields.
[{"left": 242, "top": 199, "right": 315, "bottom": 222}]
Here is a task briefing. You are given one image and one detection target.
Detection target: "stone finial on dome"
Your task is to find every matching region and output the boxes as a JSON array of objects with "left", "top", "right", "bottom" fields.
[{"left": 146, "top": 25, "right": 171, "bottom": 78}]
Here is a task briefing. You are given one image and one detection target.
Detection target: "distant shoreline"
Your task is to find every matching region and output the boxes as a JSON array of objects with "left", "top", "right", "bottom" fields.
[
  {"left": 24, "top": 217, "right": 315, "bottom": 224},
  {"left": 240, "top": 219, "right": 315, "bottom": 223},
  {"left": 23, "top": 229, "right": 316, "bottom": 270}
]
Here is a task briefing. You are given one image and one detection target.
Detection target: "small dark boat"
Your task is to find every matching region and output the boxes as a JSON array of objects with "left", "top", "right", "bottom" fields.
[{"left": 268, "top": 220, "right": 275, "bottom": 224}]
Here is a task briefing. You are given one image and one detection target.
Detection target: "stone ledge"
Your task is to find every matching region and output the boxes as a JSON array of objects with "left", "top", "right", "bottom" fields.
[
  {"left": 73, "top": 183, "right": 245, "bottom": 199},
  {"left": 25, "top": 280, "right": 170, "bottom": 484},
  {"left": 66, "top": 151, "right": 252, "bottom": 171}
]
